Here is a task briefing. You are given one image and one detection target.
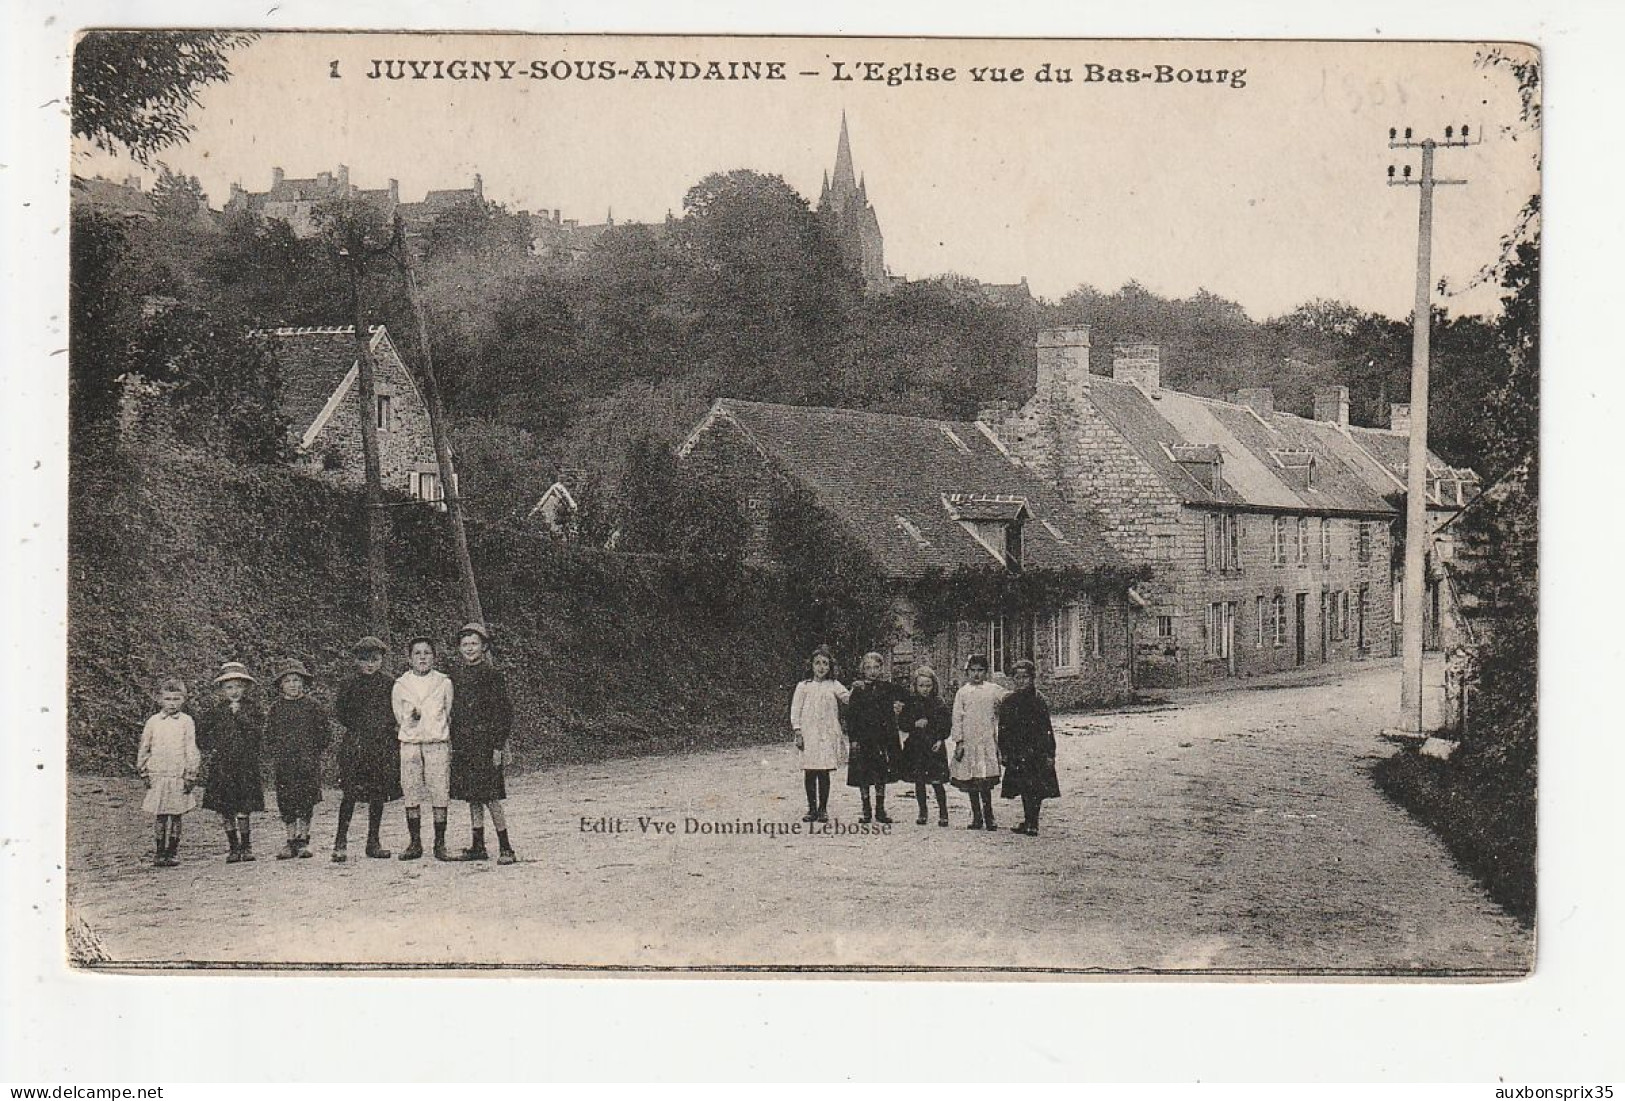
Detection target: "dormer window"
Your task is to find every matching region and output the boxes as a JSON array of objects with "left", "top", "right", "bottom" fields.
[
  {"left": 1171, "top": 443, "right": 1224, "bottom": 493},
  {"left": 1270, "top": 449, "right": 1316, "bottom": 490},
  {"left": 944, "top": 493, "right": 1032, "bottom": 572}
]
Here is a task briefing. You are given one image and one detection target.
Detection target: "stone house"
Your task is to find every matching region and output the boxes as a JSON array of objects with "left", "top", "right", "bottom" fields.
[
  {"left": 981, "top": 329, "right": 1401, "bottom": 687},
  {"left": 1340, "top": 405, "right": 1481, "bottom": 651},
  {"left": 678, "top": 398, "right": 1139, "bottom": 707},
  {"left": 253, "top": 325, "right": 444, "bottom": 503}
]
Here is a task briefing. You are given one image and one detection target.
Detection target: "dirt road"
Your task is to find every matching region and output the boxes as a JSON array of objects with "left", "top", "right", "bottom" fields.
[{"left": 66, "top": 659, "right": 1530, "bottom": 974}]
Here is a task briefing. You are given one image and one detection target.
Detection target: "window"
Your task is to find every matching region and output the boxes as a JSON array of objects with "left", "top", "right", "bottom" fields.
[
  {"left": 1086, "top": 603, "right": 1104, "bottom": 658},
  {"left": 1205, "top": 602, "right": 1232, "bottom": 659},
  {"left": 1357, "top": 585, "right": 1370, "bottom": 650},
  {"left": 375, "top": 393, "right": 392, "bottom": 431},
  {"left": 1156, "top": 614, "right": 1175, "bottom": 639},
  {"left": 1272, "top": 594, "right": 1287, "bottom": 648},
  {"left": 1228, "top": 514, "right": 1241, "bottom": 570},
  {"left": 1320, "top": 518, "right": 1332, "bottom": 565},
  {"left": 1340, "top": 591, "right": 1352, "bottom": 640},
  {"left": 1328, "top": 590, "right": 1341, "bottom": 641},
  {"left": 1052, "top": 605, "right": 1076, "bottom": 669},
  {"left": 414, "top": 470, "right": 442, "bottom": 504},
  {"left": 988, "top": 617, "right": 1006, "bottom": 674},
  {"left": 1357, "top": 522, "right": 1373, "bottom": 565},
  {"left": 1296, "top": 517, "right": 1310, "bottom": 564},
  {"left": 1271, "top": 517, "right": 1287, "bottom": 565},
  {"left": 1207, "top": 513, "right": 1239, "bottom": 571},
  {"left": 1005, "top": 522, "right": 1024, "bottom": 573},
  {"left": 1255, "top": 595, "right": 1266, "bottom": 648}
]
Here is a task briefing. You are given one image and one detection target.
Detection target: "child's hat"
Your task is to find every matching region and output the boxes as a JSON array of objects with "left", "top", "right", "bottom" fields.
[
  {"left": 457, "top": 621, "right": 492, "bottom": 643},
  {"left": 272, "top": 658, "right": 314, "bottom": 685},
  {"left": 352, "top": 635, "right": 388, "bottom": 656},
  {"left": 1012, "top": 658, "right": 1037, "bottom": 676},
  {"left": 213, "top": 661, "right": 256, "bottom": 685}
]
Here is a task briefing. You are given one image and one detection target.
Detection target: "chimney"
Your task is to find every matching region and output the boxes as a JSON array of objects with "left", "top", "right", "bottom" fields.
[
  {"left": 474, "top": 172, "right": 484, "bottom": 199},
  {"left": 271, "top": 167, "right": 285, "bottom": 188},
  {"left": 1313, "top": 386, "right": 1350, "bottom": 428},
  {"left": 388, "top": 178, "right": 400, "bottom": 204},
  {"left": 1236, "top": 387, "right": 1275, "bottom": 415},
  {"left": 553, "top": 208, "right": 561, "bottom": 223},
  {"left": 1389, "top": 402, "right": 1412, "bottom": 434},
  {"left": 1112, "top": 341, "right": 1161, "bottom": 390},
  {"left": 1036, "top": 328, "right": 1093, "bottom": 406},
  {"left": 337, "top": 164, "right": 350, "bottom": 190}
]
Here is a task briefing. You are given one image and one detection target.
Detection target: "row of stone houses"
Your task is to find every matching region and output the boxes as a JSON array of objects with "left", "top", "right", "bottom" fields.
[{"left": 676, "top": 327, "right": 1475, "bottom": 696}]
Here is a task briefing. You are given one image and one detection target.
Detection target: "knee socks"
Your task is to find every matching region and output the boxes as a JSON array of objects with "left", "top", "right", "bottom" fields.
[
  {"left": 968, "top": 792, "right": 984, "bottom": 826},
  {"left": 816, "top": 772, "right": 830, "bottom": 813},
  {"left": 980, "top": 789, "right": 995, "bottom": 825},
  {"left": 366, "top": 802, "right": 385, "bottom": 847},
  {"left": 915, "top": 782, "right": 928, "bottom": 815},
  {"left": 406, "top": 810, "right": 423, "bottom": 846},
  {"left": 934, "top": 784, "right": 949, "bottom": 817},
  {"left": 1023, "top": 794, "right": 1043, "bottom": 827},
  {"left": 804, "top": 771, "right": 820, "bottom": 813},
  {"left": 335, "top": 796, "right": 357, "bottom": 845}
]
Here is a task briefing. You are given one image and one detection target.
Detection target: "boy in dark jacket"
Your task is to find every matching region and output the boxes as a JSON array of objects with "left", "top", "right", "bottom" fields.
[
  {"left": 332, "top": 636, "right": 404, "bottom": 860},
  {"left": 267, "top": 659, "right": 329, "bottom": 859},
  {"left": 449, "top": 622, "right": 518, "bottom": 864}
]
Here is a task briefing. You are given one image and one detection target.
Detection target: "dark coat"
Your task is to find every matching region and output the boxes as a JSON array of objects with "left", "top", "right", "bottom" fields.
[
  {"left": 449, "top": 659, "right": 513, "bottom": 803},
  {"left": 997, "top": 688, "right": 1060, "bottom": 800},
  {"left": 266, "top": 694, "right": 329, "bottom": 817},
  {"left": 898, "top": 694, "right": 952, "bottom": 785},
  {"left": 198, "top": 698, "right": 266, "bottom": 814},
  {"left": 334, "top": 671, "right": 404, "bottom": 804},
  {"left": 845, "top": 679, "right": 904, "bottom": 788}
]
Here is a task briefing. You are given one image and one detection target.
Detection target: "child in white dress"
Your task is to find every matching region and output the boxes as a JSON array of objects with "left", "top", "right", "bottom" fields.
[
  {"left": 790, "top": 645, "right": 850, "bottom": 823},
  {"left": 949, "top": 655, "right": 1006, "bottom": 831},
  {"left": 137, "top": 677, "right": 201, "bottom": 867}
]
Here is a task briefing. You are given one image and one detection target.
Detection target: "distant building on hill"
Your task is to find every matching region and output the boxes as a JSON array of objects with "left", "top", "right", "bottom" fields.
[
  {"left": 252, "top": 325, "right": 445, "bottom": 503},
  {"left": 224, "top": 166, "right": 486, "bottom": 238},
  {"left": 71, "top": 174, "right": 155, "bottom": 220},
  {"left": 677, "top": 397, "right": 1138, "bottom": 707}
]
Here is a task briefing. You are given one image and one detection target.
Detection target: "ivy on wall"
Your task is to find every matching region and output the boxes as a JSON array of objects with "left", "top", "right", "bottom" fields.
[{"left": 910, "top": 563, "right": 1152, "bottom": 639}]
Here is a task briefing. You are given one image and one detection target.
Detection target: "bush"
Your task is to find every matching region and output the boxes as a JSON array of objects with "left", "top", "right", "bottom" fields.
[{"left": 67, "top": 437, "right": 806, "bottom": 775}]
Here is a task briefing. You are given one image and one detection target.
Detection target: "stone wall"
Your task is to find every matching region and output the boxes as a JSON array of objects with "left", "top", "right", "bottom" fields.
[{"left": 304, "top": 337, "right": 439, "bottom": 496}]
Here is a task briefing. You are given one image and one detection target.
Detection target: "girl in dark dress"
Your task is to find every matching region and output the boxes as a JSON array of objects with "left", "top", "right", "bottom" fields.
[
  {"left": 332, "top": 635, "right": 404, "bottom": 861},
  {"left": 845, "top": 651, "right": 905, "bottom": 825},
  {"left": 266, "top": 659, "right": 329, "bottom": 859},
  {"left": 898, "top": 665, "right": 952, "bottom": 827},
  {"left": 997, "top": 659, "right": 1061, "bottom": 836},
  {"left": 449, "top": 622, "right": 518, "bottom": 864},
  {"left": 198, "top": 662, "right": 266, "bottom": 863}
]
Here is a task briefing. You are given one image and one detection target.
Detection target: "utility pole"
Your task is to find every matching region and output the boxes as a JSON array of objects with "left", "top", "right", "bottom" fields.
[
  {"left": 1387, "top": 124, "right": 1472, "bottom": 733},
  {"left": 392, "top": 214, "right": 485, "bottom": 626}
]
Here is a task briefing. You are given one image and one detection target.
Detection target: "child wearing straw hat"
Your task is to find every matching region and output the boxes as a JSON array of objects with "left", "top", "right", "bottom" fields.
[
  {"left": 266, "top": 659, "right": 329, "bottom": 860},
  {"left": 136, "top": 677, "right": 201, "bottom": 867},
  {"left": 332, "top": 636, "right": 404, "bottom": 861},
  {"left": 198, "top": 661, "right": 266, "bottom": 863}
]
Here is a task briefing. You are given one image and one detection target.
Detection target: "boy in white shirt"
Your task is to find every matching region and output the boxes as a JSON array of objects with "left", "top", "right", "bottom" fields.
[{"left": 392, "top": 635, "right": 455, "bottom": 861}]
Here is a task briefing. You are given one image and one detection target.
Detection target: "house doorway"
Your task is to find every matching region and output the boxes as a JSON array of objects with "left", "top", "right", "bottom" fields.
[
  {"left": 1294, "top": 593, "right": 1307, "bottom": 667},
  {"left": 1318, "top": 589, "right": 1329, "bottom": 662}
]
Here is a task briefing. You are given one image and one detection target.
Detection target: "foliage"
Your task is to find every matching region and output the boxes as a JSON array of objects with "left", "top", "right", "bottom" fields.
[
  {"left": 67, "top": 436, "right": 805, "bottom": 773},
  {"left": 72, "top": 31, "right": 256, "bottom": 164},
  {"left": 910, "top": 564, "right": 1151, "bottom": 640},
  {"left": 765, "top": 481, "right": 896, "bottom": 663}
]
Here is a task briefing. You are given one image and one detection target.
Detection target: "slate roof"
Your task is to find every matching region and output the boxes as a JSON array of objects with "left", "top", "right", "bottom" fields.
[
  {"left": 1081, "top": 377, "right": 1398, "bottom": 516},
  {"left": 71, "top": 175, "right": 155, "bottom": 219},
  {"left": 249, "top": 325, "right": 415, "bottom": 444},
  {"left": 682, "top": 399, "right": 1127, "bottom": 581},
  {"left": 1346, "top": 426, "right": 1481, "bottom": 506}
]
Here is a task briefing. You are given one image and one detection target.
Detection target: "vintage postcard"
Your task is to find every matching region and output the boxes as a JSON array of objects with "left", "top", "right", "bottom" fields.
[{"left": 65, "top": 31, "right": 1539, "bottom": 975}]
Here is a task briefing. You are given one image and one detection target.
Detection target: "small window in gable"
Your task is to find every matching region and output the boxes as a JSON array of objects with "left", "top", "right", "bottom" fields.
[{"left": 376, "top": 393, "right": 393, "bottom": 431}]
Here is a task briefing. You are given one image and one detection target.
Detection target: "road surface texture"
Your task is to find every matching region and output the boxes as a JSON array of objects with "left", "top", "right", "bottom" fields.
[{"left": 66, "top": 658, "right": 1530, "bottom": 975}]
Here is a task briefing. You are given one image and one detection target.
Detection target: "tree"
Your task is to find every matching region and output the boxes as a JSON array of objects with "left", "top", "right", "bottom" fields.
[{"left": 72, "top": 31, "right": 255, "bottom": 164}]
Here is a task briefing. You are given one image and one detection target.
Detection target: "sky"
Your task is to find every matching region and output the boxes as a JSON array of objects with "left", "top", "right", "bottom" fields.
[{"left": 73, "top": 33, "right": 1541, "bottom": 321}]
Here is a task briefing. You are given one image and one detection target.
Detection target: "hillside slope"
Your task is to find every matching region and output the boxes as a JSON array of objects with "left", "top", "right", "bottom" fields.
[{"left": 67, "top": 438, "right": 800, "bottom": 774}]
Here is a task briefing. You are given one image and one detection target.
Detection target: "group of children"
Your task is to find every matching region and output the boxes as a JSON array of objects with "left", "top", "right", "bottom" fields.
[
  {"left": 134, "top": 622, "right": 518, "bottom": 867},
  {"left": 789, "top": 648, "right": 1061, "bottom": 835}
]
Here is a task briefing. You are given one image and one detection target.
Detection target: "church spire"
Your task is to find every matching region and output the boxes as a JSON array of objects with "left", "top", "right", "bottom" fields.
[{"left": 830, "top": 111, "right": 858, "bottom": 201}]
